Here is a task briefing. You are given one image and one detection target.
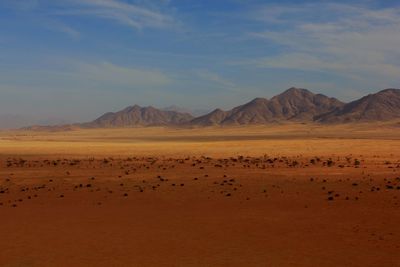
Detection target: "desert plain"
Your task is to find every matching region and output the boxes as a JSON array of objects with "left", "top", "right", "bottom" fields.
[{"left": 0, "top": 123, "right": 399, "bottom": 267}]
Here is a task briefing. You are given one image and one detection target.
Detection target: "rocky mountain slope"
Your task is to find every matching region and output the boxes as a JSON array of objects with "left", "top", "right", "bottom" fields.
[
  {"left": 84, "top": 105, "right": 194, "bottom": 127},
  {"left": 315, "top": 89, "right": 400, "bottom": 123}
]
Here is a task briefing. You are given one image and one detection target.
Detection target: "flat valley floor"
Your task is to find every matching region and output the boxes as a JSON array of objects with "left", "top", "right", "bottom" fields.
[{"left": 0, "top": 123, "right": 399, "bottom": 267}]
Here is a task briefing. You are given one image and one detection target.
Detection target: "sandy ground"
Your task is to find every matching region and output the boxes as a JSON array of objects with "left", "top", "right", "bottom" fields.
[{"left": 0, "top": 124, "right": 399, "bottom": 267}]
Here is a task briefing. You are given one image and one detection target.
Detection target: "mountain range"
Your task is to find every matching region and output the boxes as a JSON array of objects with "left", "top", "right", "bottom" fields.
[
  {"left": 191, "top": 87, "right": 344, "bottom": 126},
  {"left": 20, "top": 87, "right": 400, "bottom": 130}
]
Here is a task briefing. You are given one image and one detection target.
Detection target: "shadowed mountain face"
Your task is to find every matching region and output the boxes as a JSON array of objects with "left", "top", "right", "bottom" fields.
[
  {"left": 316, "top": 89, "right": 400, "bottom": 123},
  {"left": 190, "top": 108, "right": 231, "bottom": 126},
  {"left": 191, "top": 88, "right": 344, "bottom": 126},
  {"left": 85, "top": 105, "right": 194, "bottom": 127}
]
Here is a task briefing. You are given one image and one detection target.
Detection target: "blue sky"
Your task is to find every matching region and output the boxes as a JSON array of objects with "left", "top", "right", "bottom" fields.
[{"left": 0, "top": 0, "right": 399, "bottom": 123}]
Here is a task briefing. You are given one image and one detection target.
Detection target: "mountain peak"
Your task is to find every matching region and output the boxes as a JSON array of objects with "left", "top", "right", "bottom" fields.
[
  {"left": 377, "top": 88, "right": 400, "bottom": 95},
  {"left": 212, "top": 108, "right": 225, "bottom": 113},
  {"left": 248, "top": 97, "right": 269, "bottom": 105},
  {"left": 190, "top": 88, "right": 344, "bottom": 126},
  {"left": 279, "top": 87, "right": 313, "bottom": 96},
  {"left": 87, "top": 105, "right": 194, "bottom": 128},
  {"left": 122, "top": 105, "right": 141, "bottom": 113},
  {"left": 287, "top": 87, "right": 310, "bottom": 92},
  {"left": 316, "top": 88, "right": 400, "bottom": 123}
]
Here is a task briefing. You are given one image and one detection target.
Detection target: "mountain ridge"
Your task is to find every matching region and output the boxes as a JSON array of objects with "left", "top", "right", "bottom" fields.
[
  {"left": 19, "top": 87, "right": 400, "bottom": 130},
  {"left": 83, "top": 105, "right": 194, "bottom": 128},
  {"left": 315, "top": 88, "right": 400, "bottom": 123},
  {"left": 190, "top": 87, "right": 345, "bottom": 126}
]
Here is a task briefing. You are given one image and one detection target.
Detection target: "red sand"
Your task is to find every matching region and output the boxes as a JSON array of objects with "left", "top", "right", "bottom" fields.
[{"left": 1, "top": 155, "right": 399, "bottom": 266}]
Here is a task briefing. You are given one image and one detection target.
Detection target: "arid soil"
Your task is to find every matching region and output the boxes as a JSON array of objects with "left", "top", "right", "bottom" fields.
[{"left": 0, "top": 124, "right": 399, "bottom": 267}]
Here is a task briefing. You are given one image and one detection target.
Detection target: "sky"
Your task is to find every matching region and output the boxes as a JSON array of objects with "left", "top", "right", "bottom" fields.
[{"left": 0, "top": 0, "right": 399, "bottom": 124}]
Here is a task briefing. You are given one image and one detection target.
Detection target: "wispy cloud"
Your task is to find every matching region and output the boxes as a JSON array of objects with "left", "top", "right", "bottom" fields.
[
  {"left": 45, "top": 22, "right": 81, "bottom": 39},
  {"left": 54, "top": 0, "right": 177, "bottom": 30},
  {"left": 0, "top": 60, "right": 173, "bottom": 92},
  {"left": 242, "top": 2, "right": 400, "bottom": 84},
  {"left": 194, "top": 69, "right": 238, "bottom": 91}
]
